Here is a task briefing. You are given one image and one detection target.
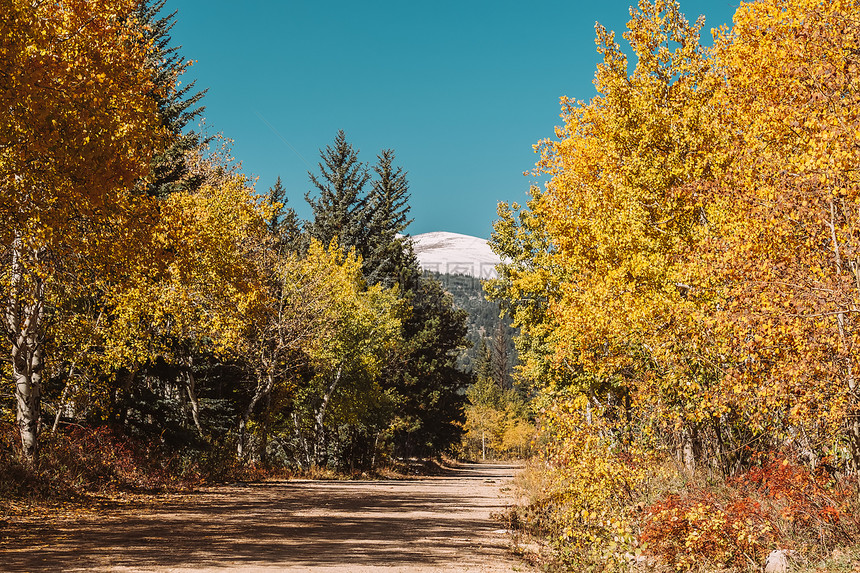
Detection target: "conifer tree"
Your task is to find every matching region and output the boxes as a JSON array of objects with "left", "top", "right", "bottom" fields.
[
  {"left": 363, "top": 150, "right": 413, "bottom": 286},
  {"left": 491, "top": 322, "right": 511, "bottom": 389},
  {"left": 386, "top": 276, "right": 470, "bottom": 457},
  {"left": 266, "top": 176, "right": 301, "bottom": 251},
  {"left": 135, "top": 0, "right": 207, "bottom": 198},
  {"left": 304, "top": 132, "right": 470, "bottom": 459},
  {"left": 305, "top": 131, "right": 370, "bottom": 248},
  {"left": 475, "top": 338, "right": 494, "bottom": 385}
]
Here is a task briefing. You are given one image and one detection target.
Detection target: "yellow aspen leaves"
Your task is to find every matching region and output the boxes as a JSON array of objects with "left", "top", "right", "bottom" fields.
[{"left": 490, "top": 0, "right": 860, "bottom": 566}]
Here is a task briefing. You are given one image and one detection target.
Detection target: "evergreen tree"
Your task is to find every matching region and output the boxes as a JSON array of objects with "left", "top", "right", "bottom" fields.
[
  {"left": 385, "top": 276, "right": 470, "bottom": 457},
  {"left": 475, "top": 338, "right": 494, "bottom": 384},
  {"left": 491, "top": 322, "right": 511, "bottom": 389},
  {"left": 134, "top": 0, "right": 207, "bottom": 198},
  {"left": 304, "top": 133, "right": 470, "bottom": 459},
  {"left": 305, "top": 131, "right": 370, "bottom": 249},
  {"left": 306, "top": 136, "right": 415, "bottom": 287},
  {"left": 363, "top": 150, "right": 413, "bottom": 286},
  {"left": 266, "top": 176, "right": 301, "bottom": 252}
]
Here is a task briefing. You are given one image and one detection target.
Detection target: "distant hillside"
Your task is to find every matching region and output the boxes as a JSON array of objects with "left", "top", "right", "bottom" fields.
[
  {"left": 425, "top": 271, "right": 517, "bottom": 380},
  {"left": 411, "top": 232, "right": 516, "bottom": 379},
  {"left": 411, "top": 232, "right": 501, "bottom": 279}
]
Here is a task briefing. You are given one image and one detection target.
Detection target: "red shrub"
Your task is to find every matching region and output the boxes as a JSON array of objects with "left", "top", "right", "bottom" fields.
[
  {"left": 641, "top": 490, "right": 772, "bottom": 569},
  {"left": 641, "top": 457, "right": 859, "bottom": 570}
]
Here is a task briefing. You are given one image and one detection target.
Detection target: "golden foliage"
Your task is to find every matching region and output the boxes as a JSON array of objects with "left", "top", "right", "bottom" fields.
[
  {"left": 0, "top": 0, "right": 163, "bottom": 243},
  {"left": 491, "top": 0, "right": 860, "bottom": 568}
]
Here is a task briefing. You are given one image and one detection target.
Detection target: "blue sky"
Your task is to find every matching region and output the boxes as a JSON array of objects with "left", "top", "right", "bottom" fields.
[{"left": 171, "top": 0, "right": 738, "bottom": 238}]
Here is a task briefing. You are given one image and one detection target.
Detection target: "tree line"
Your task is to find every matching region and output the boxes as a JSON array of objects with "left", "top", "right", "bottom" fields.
[{"left": 0, "top": 0, "right": 470, "bottom": 484}]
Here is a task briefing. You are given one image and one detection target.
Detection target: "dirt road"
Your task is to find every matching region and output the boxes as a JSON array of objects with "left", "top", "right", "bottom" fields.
[{"left": 2, "top": 463, "right": 530, "bottom": 572}]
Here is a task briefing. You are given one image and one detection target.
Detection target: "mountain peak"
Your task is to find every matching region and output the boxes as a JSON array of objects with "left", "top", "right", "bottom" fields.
[{"left": 411, "top": 231, "right": 501, "bottom": 279}]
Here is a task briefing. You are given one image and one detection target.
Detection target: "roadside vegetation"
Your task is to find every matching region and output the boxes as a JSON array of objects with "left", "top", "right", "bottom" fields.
[
  {"left": 0, "top": 0, "right": 473, "bottom": 513},
  {"left": 487, "top": 0, "right": 860, "bottom": 570}
]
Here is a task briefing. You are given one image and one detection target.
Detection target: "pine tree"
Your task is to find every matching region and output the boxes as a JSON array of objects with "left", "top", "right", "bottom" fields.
[
  {"left": 135, "top": 0, "right": 207, "bottom": 198},
  {"left": 305, "top": 131, "right": 370, "bottom": 249},
  {"left": 363, "top": 150, "right": 413, "bottom": 286},
  {"left": 266, "top": 176, "right": 301, "bottom": 251}
]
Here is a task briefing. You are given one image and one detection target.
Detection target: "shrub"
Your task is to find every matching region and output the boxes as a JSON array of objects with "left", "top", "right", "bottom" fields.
[
  {"left": 641, "top": 491, "right": 772, "bottom": 569},
  {"left": 641, "top": 457, "right": 860, "bottom": 570}
]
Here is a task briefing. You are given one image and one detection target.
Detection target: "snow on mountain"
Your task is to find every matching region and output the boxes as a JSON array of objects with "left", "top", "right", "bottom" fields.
[{"left": 410, "top": 231, "right": 502, "bottom": 279}]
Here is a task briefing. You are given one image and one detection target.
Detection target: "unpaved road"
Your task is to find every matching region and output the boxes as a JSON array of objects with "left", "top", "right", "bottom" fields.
[{"left": 1, "top": 463, "right": 531, "bottom": 572}]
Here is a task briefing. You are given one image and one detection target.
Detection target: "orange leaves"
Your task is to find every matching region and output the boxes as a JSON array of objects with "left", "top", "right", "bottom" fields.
[
  {"left": 642, "top": 491, "right": 773, "bottom": 569},
  {"left": 526, "top": 0, "right": 723, "bottom": 423},
  {"left": 703, "top": 0, "right": 860, "bottom": 449},
  {"left": 511, "top": 0, "right": 860, "bottom": 455},
  {"left": 0, "top": 0, "right": 165, "bottom": 288},
  {"left": 642, "top": 457, "right": 859, "bottom": 569},
  {"left": 491, "top": 1, "right": 860, "bottom": 568},
  {"left": 0, "top": 0, "right": 163, "bottom": 226}
]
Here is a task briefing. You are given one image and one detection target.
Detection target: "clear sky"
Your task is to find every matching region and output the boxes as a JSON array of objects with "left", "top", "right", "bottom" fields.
[{"left": 170, "top": 0, "right": 739, "bottom": 239}]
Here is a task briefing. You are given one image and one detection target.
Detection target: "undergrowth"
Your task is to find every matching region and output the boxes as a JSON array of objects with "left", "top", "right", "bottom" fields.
[
  {"left": 0, "top": 422, "right": 290, "bottom": 508},
  {"left": 0, "top": 421, "right": 447, "bottom": 514},
  {"left": 503, "top": 454, "right": 860, "bottom": 572}
]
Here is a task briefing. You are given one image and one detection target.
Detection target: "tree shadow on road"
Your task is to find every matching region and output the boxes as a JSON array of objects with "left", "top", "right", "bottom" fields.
[{"left": 1, "top": 465, "right": 518, "bottom": 571}]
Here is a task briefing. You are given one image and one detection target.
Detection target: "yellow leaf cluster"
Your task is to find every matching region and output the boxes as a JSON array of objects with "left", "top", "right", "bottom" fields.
[{"left": 490, "top": 0, "right": 860, "bottom": 566}]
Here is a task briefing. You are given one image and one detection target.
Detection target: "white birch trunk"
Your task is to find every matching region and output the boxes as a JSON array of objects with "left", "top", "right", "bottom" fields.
[
  {"left": 313, "top": 365, "right": 343, "bottom": 466},
  {"left": 182, "top": 356, "right": 203, "bottom": 437},
  {"left": 6, "top": 236, "right": 46, "bottom": 463}
]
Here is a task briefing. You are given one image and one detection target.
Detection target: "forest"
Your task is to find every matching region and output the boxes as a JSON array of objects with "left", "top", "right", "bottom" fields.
[
  {"left": 0, "top": 0, "right": 495, "bottom": 496},
  {"left": 487, "top": 0, "right": 860, "bottom": 570},
  {"left": 5, "top": 0, "right": 860, "bottom": 571},
  {"left": 427, "top": 271, "right": 518, "bottom": 375}
]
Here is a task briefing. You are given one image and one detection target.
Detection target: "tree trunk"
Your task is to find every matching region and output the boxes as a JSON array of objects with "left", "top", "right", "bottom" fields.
[
  {"left": 313, "top": 365, "right": 343, "bottom": 466},
  {"left": 829, "top": 201, "right": 860, "bottom": 470},
  {"left": 259, "top": 392, "right": 271, "bottom": 466},
  {"left": 13, "top": 343, "right": 43, "bottom": 462},
  {"left": 681, "top": 424, "right": 699, "bottom": 476},
  {"left": 370, "top": 432, "right": 380, "bottom": 470},
  {"left": 238, "top": 370, "right": 275, "bottom": 459},
  {"left": 292, "top": 410, "right": 308, "bottom": 470},
  {"left": 481, "top": 428, "right": 486, "bottom": 461},
  {"left": 6, "top": 237, "right": 46, "bottom": 464},
  {"left": 51, "top": 362, "right": 76, "bottom": 433},
  {"left": 183, "top": 357, "right": 203, "bottom": 437},
  {"left": 237, "top": 416, "right": 248, "bottom": 460},
  {"left": 712, "top": 416, "right": 727, "bottom": 476}
]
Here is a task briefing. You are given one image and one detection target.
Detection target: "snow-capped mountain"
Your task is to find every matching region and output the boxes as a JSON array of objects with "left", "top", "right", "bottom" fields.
[{"left": 410, "top": 231, "right": 501, "bottom": 279}]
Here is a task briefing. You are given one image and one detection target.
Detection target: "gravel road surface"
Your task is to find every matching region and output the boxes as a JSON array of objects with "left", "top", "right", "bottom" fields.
[{"left": 2, "top": 462, "right": 531, "bottom": 572}]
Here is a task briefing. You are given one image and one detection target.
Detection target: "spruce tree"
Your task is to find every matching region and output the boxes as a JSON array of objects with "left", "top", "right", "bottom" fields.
[
  {"left": 266, "top": 176, "right": 301, "bottom": 252},
  {"left": 305, "top": 131, "right": 370, "bottom": 249},
  {"left": 304, "top": 133, "right": 470, "bottom": 459},
  {"left": 135, "top": 0, "right": 207, "bottom": 198},
  {"left": 363, "top": 150, "right": 414, "bottom": 286}
]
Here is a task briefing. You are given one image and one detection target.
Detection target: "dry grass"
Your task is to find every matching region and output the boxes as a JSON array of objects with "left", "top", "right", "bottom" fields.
[{"left": 498, "top": 455, "right": 860, "bottom": 573}]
